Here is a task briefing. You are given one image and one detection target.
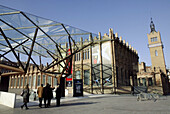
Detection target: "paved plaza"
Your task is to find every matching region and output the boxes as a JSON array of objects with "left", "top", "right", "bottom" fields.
[{"left": 0, "top": 94, "right": 170, "bottom": 114}]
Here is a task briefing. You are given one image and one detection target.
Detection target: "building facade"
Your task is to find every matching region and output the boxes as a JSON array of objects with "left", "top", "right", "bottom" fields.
[{"left": 8, "top": 29, "right": 139, "bottom": 94}]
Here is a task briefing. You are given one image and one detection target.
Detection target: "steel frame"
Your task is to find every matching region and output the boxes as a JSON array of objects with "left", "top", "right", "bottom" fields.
[{"left": 0, "top": 10, "right": 95, "bottom": 81}]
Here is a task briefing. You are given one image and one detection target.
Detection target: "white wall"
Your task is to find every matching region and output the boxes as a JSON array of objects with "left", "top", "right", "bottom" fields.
[{"left": 0, "top": 91, "right": 16, "bottom": 108}]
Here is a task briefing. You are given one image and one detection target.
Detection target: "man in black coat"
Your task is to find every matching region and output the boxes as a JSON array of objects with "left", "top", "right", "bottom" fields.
[
  {"left": 56, "top": 86, "right": 61, "bottom": 106},
  {"left": 43, "top": 83, "right": 49, "bottom": 108}
]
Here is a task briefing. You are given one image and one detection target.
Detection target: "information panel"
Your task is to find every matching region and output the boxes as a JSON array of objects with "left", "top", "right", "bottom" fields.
[{"left": 73, "top": 79, "right": 83, "bottom": 97}]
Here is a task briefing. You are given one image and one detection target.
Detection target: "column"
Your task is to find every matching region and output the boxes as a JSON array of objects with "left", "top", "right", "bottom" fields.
[
  {"left": 89, "top": 34, "right": 93, "bottom": 94},
  {"left": 110, "top": 29, "right": 116, "bottom": 94},
  {"left": 72, "top": 43, "right": 75, "bottom": 87},
  {"left": 99, "top": 32, "right": 104, "bottom": 94},
  {"left": 80, "top": 38, "right": 84, "bottom": 87}
]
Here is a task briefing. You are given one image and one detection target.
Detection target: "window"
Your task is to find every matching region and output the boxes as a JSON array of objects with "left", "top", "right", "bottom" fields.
[
  {"left": 53, "top": 77, "right": 58, "bottom": 86},
  {"left": 21, "top": 77, "right": 23, "bottom": 87},
  {"left": 151, "top": 37, "right": 157, "bottom": 42},
  {"left": 84, "top": 70, "right": 90, "bottom": 85},
  {"left": 75, "top": 70, "right": 80, "bottom": 79},
  {"left": 33, "top": 75, "right": 36, "bottom": 87},
  {"left": 37, "top": 75, "right": 41, "bottom": 86},
  {"left": 48, "top": 76, "right": 51, "bottom": 85},
  {"left": 14, "top": 78, "right": 16, "bottom": 87},
  {"left": 142, "top": 78, "right": 146, "bottom": 86},
  {"left": 155, "top": 50, "right": 158, "bottom": 56},
  {"left": 79, "top": 53, "right": 81, "bottom": 61},
  {"left": 148, "top": 78, "right": 153, "bottom": 86},
  {"left": 85, "top": 50, "right": 87, "bottom": 59},
  {"left": 87, "top": 49, "right": 90, "bottom": 59},
  {"left": 28, "top": 76, "right": 32, "bottom": 87},
  {"left": 24, "top": 76, "right": 27, "bottom": 86},
  {"left": 11, "top": 78, "right": 13, "bottom": 87},
  {"left": 17, "top": 77, "right": 20, "bottom": 87},
  {"left": 43, "top": 75, "right": 46, "bottom": 85},
  {"left": 83, "top": 51, "right": 85, "bottom": 60}
]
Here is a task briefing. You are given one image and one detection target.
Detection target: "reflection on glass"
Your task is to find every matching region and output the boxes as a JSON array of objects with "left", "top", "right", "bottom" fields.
[
  {"left": 17, "top": 77, "right": 20, "bottom": 87},
  {"left": 48, "top": 76, "right": 51, "bottom": 85},
  {"left": 53, "top": 77, "right": 57, "bottom": 86},
  {"left": 84, "top": 70, "right": 90, "bottom": 85},
  {"left": 33, "top": 75, "right": 36, "bottom": 87},
  {"left": 14, "top": 78, "right": 16, "bottom": 87},
  {"left": 24, "top": 76, "right": 27, "bottom": 86},
  {"left": 37, "top": 75, "right": 40, "bottom": 86},
  {"left": 10, "top": 78, "right": 13, "bottom": 87},
  {"left": 29, "top": 76, "right": 31, "bottom": 87},
  {"left": 43, "top": 75, "right": 46, "bottom": 85},
  {"left": 21, "top": 77, "right": 23, "bottom": 87},
  {"left": 75, "top": 70, "right": 80, "bottom": 79}
]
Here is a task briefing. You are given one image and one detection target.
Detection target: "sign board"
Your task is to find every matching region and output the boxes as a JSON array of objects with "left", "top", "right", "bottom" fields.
[{"left": 73, "top": 79, "right": 83, "bottom": 97}]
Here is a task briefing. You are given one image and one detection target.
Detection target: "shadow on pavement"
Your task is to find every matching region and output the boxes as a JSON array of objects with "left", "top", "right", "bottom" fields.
[{"left": 60, "top": 101, "right": 98, "bottom": 107}]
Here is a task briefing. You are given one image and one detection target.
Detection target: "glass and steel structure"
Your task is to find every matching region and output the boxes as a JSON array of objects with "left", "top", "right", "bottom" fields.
[{"left": 0, "top": 5, "right": 97, "bottom": 77}]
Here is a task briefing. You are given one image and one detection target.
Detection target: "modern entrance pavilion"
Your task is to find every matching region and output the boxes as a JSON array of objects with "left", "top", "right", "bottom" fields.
[{"left": 0, "top": 5, "right": 139, "bottom": 95}]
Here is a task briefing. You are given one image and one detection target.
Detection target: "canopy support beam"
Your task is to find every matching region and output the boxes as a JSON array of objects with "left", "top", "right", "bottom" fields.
[
  {"left": 0, "top": 27, "right": 25, "bottom": 71},
  {"left": 25, "top": 28, "right": 38, "bottom": 72}
]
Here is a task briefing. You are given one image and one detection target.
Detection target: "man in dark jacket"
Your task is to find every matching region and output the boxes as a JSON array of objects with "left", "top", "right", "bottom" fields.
[
  {"left": 56, "top": 86, "right": 61, "bottom": 106},
  {"left": 43, "top": 83, "right": 49, "bottom": 108},
  {"left": 48, "top": 84, "right": 55, "bottom": 107}
]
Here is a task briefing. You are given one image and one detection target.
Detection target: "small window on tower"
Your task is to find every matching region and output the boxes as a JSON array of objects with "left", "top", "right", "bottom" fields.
[
  {"left": 155, "top": 50, "right": 158, "bottom": 56},
  {"left": 151, "top": 37, "right": 157, "bottom": 42}
]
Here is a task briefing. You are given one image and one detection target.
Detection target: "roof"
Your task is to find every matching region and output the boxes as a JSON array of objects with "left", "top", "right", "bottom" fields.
[{"left": 0, "top": 5, "right": 97, "bottom": 58}]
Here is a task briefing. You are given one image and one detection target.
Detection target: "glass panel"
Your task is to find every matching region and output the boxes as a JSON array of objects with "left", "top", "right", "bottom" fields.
[
  {"left": 21, "top": 77, "right": 23, "bottom": 87},
  {"left": 24, "top": 76, "right": 27, "bottom": 86},
  {"left": 0, "top": 5, "right": 98, "bottom": 58},
  {"left": 43, "top": 75, "right": 46, "bottom": 85},
  {"left": 28, "top": 76, "right": 31, "bottom": 87},
  {"left": 37, "top": 75, "right": 41, "bottom": 86},
  {"left": 75, "top": 70, "right": 80, "bottom": 79},
  {"left": 155, "top": 50, "right": 158, "bottom": 56},
  {"left": 92, "top": 44, "right": 100, "bottom": 86},
  {"left": 84, "top": 70, "right": 90, "bottom": 85},
  {"left": 11, "top": 78, "right": 13, "bottom": 87},
  {"left": 142, "top": 78, "right": 146, "bottom": 86},
  {"left": 33, "top": 75, "right": 36, "bottom": 87},
  {"left": 148, "top": 78, "right": 153, "bottom": 86},
  {"left": 53, "top": 77, "right": 57, "bottom": 86},
  {"left": 17, "top": 77, "right": 20, "bottom": 87},
  {"left": 48, "top": 76, "right": 51, "bottom": 85},
  {"left": 14, "top": 78, "right": 16, "bottom": 87}
]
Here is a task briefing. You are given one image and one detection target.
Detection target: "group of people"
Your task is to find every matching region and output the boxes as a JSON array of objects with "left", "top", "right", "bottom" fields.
[
  {"left": 37, "top": 83, "right": 55, "bottom": 108},
  {"left": 20, "top": 83, "right": 61, "bottom": 110}
]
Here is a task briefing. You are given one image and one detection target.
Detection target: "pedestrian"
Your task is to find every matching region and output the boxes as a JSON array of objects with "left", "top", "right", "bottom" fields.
[
  {"left": 47, "top": 84, "right": 55, "bottom": 107},
  {"left": 37, "top": 84, "right": 44, "bottom": 108},
  {"left": 21, "top": 84, "right": 30, "bottom": 110},
  {"left": 56, "top": 86, "right": 61, "bottom": 106},
  {"left": 43, "top": 83, "right": 49, "bottom": 108}
]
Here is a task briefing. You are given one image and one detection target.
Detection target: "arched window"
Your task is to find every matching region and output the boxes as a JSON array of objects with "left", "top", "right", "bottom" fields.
[{"left": 155, "top": 50, "right": 158, "bottom": 56}]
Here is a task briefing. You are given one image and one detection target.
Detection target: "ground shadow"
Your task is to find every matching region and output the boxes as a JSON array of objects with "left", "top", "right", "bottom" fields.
[
  {"left": 18, "top": 101, "right": 98, "bottom": 110},
  {"left": 60, "top": 101, "right": 98, "bottom": 107}
]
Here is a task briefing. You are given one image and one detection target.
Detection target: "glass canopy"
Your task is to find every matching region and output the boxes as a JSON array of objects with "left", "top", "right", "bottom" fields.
[{"left": 0, "top": 5, "right": 97, "bottom": 58}]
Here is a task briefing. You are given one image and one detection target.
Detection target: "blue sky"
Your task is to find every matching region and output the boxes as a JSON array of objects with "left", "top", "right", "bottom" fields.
[{"left": 0, "top": 0, "right": 170, "bottom": 68}]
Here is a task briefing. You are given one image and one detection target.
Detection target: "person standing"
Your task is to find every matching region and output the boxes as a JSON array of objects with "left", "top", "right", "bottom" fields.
[
  {"left": 37, "top": 84, "right": 44, "bottom": 108},
  {"left": 56, "top": 86, "right": 61, "bottom": 106},
  {"left": 43, "top": 83, "right": 49, "bottom": 108},
  {"left": 48, "top": 84, "right": 55, "bottom": 107},
  {"left": 21, "top": 84, "right": 30, "bottom": 110}
]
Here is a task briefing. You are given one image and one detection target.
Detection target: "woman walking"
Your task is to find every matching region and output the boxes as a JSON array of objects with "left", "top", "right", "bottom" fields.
[{"left": 21, "top": 84, "right": 30, "bottom": 110}]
